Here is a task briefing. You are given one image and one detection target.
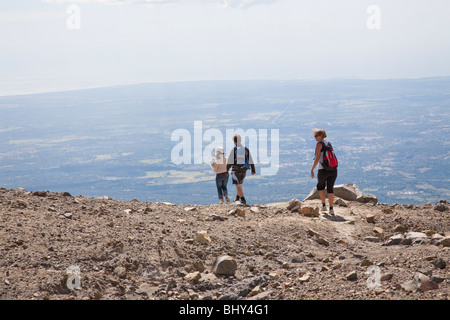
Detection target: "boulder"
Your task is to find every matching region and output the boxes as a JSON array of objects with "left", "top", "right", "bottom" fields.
[
  {"left": 401, "top": 272, "right": 439, "bottom": 292},
  {"left": 383, "top": 234, "right": 404, "bottom": 246},
  {"left": 303, "top": 184, "right": 377, "bottom": 204}
]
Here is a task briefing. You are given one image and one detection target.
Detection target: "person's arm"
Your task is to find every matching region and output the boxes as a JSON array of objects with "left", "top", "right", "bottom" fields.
[
  {"left": 210, "top": 157, "right": 218, "bottom": 171},
  {"left": 311, "top": 142, "right": 322, "bottom": 179}
]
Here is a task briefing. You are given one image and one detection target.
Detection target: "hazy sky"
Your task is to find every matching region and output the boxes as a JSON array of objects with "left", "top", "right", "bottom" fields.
[{"left": 1, "top": 0, "right": 450, "bottom": 95}]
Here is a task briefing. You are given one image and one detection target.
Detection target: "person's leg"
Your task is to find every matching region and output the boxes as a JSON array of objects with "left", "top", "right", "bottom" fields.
[
  {"left": 236, "top": 184, "right": 244, "bottom": 197},
  {"left": 216, "top": 175, "right": 223, "bottom": 201},
  {"left": 231, "top": 172, "right": 240, "bottom": 202},
  {"left": 317, "top": 170, "right": 327, "bottom": 211},
  {"left": 326, "top": 170, "right": 338, "bottom": 214},
  {"left": 221, "top": 174, "right": 229, "bottom": 199}
]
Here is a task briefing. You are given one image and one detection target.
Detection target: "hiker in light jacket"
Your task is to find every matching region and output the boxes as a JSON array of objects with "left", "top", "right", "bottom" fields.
[{"left": 210, "top": 147, "right": 230, "bottom": 204}]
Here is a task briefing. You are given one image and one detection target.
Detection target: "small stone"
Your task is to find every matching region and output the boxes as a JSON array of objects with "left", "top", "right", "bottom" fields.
[
  {"left": 364, "top": 236, "right": 383, "bottom": 243},
  {"left": 430, "top": 275, "right": 446, "bottom": 283},
  {"left": 334, "top": 198, "right": 348, "bottom": 207},
  {"left": 433, "top": 202, "right": 448, "bottom": 212},
  {"left": 380, "top": 273, "right": 393, "bottom": 281},
  {"left": 315, "top": 236, "right": 330, "bottom": 246},
  {"left": 287, "top": 199, "right": 302, "bottom": 211},
  {"left": 299, "top": 273, "right": 311, "bottom": 283},
  {"left": 346, "top": 271, "right": 357, "bottom": 281},
  {"left": 361, "top": 259, "right": 373, "bottom": 267},
  {"left": 212, "top": 255, "right": 237, "bottom": 276},
  {"left": 394, "top": 225, "right": 407, "bottom": 233},
  {"left": 209, "top": 213, "right": 227, "bottom": 221},
  {"left": 301, "top": 205, "right": 319, "bottom": 217},
  {"left": 184, "top": 271, "right": 202, "bottom": 282},
  {"left": 365, "top": 213, "right": 376, "bottom": 224},
  {"left": 432, "top": 258, "right": 446, "bottom": 269},
  {"left": 142, "top": 207, "right": 152, "bottom": 214},
  {"left": 184, "top": 207, "right": 197, "bottom": 212},
  {"left": 229, "top": 208, "right": 246, "bottom": 216},
  {"left": 440, "top": 236, "right": 450, "bottom": 247},
  {"left": 16, "top": 199, "right": 29, "bottom": 208},
  {"left": 248, "top": 285, "right": 263, "bottom": 297},
  {"left": 195, "top": 231, "right": 212, "bottom": 244},
  {"left": 381, "top": 208, "right": 393, "bottom": 214},
  {"left": 250, "top": 206, "right": 260, "bottom": 213},
  {"left": 373, "top": 227, "right": 384, "bottom": 235},
  {"left": 114, "top": 266, "right": 127, "bottom": 278},
  {"left": 307, "top": 229, "right": 320, "bottom": 237}
]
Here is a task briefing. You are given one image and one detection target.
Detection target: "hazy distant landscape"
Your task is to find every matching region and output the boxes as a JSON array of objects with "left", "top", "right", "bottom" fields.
[{"left": 0, "top": 78, "right": 449, "bottom": 205}]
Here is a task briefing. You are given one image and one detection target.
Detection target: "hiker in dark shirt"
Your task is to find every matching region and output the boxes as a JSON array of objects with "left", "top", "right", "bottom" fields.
[{"left": 226, "top": 134, "right": 256, "bottom": 206}]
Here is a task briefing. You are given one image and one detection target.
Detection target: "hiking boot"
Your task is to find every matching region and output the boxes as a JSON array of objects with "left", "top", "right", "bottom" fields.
[
  {"left": 225, "top": 196, "right": 230, "bottom": 204},
  {"left": 240, "top": 197, "right": 247, "bottom": 206}
]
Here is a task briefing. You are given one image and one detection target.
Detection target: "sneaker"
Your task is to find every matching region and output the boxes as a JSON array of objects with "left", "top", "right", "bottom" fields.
[
  {"left": 329, "top": 207, "right": 335, "bottom": 215},
  {"left": 240, "top": 197, "right": 247, "bottom": 206},
  {"left": 321, "top": 205, "right": 327, "bottom": 213},
  {"left": 225, "top": 196, "right": 230, "bottom": 204}
]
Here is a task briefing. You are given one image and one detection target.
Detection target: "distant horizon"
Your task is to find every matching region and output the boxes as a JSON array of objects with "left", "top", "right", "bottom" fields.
[{"left": 2, "top": 75, "right": 450, "bottom": 97}]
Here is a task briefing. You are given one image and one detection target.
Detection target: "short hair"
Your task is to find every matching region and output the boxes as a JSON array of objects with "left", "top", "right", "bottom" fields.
[
  {"left": 233, "top": 134, "right": 241, "bottom": 144},
  {"left": 312, "top": 129, "right": 327, "bottom": 138}
]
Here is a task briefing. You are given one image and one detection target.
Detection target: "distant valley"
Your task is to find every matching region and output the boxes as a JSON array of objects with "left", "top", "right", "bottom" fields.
[{"left": 0, "top": 78, "right": 449, "bottom": 205}]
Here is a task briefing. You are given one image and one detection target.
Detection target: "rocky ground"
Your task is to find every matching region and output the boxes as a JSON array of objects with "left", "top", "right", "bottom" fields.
[{"left": 0, "top": 187, "right": 448, "bottom": 300}]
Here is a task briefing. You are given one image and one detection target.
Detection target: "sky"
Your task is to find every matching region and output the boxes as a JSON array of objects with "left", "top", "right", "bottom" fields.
[{"left": 1, "top": 0, "right": 450, "bottom": 95}]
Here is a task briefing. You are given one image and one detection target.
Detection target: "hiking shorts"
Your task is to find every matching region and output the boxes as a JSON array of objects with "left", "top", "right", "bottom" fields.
[
  {"left": 317, "top": 169, "right": 338, "bottom": 194},
  {"left": 231, "top": 170, "right": 247, "bottom": 185}
]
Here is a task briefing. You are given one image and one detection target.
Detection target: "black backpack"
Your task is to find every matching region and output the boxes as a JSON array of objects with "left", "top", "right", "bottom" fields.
[{"left": 233, "top": 146, "right": 251, "bottom": 171}]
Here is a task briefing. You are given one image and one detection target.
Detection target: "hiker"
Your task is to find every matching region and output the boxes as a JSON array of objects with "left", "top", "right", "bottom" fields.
[
  {"left": 226, "top": 134, "right": 256, "bottom": 206},
  {"left": 210, "top": 147, "right": 230, "bottom": 204},
  {"left": 311, "top": 129, "right": 338, "bottom": 215}
]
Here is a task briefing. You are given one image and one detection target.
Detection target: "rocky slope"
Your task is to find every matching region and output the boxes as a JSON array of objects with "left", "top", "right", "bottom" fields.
[{"left": 0, "top": 187, "right": 448, "bottom": 300}]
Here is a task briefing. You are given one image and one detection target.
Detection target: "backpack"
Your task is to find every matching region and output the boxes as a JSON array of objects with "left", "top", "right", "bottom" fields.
[
  {"left": 234, "top": 146, "right": 250, "bottom": 171},
  {"left": 320, "top": 141, "right": 338, "bottom": 171}
]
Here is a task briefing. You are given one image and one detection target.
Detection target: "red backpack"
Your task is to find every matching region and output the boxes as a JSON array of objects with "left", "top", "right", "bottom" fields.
[{"left": 320, "top": 141, "right": 338, "bottom": 171}]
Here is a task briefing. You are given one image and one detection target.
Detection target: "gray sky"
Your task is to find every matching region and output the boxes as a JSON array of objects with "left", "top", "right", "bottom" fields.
[{"left": 1, "top": 0, "right": 450, "bottom": 95}]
